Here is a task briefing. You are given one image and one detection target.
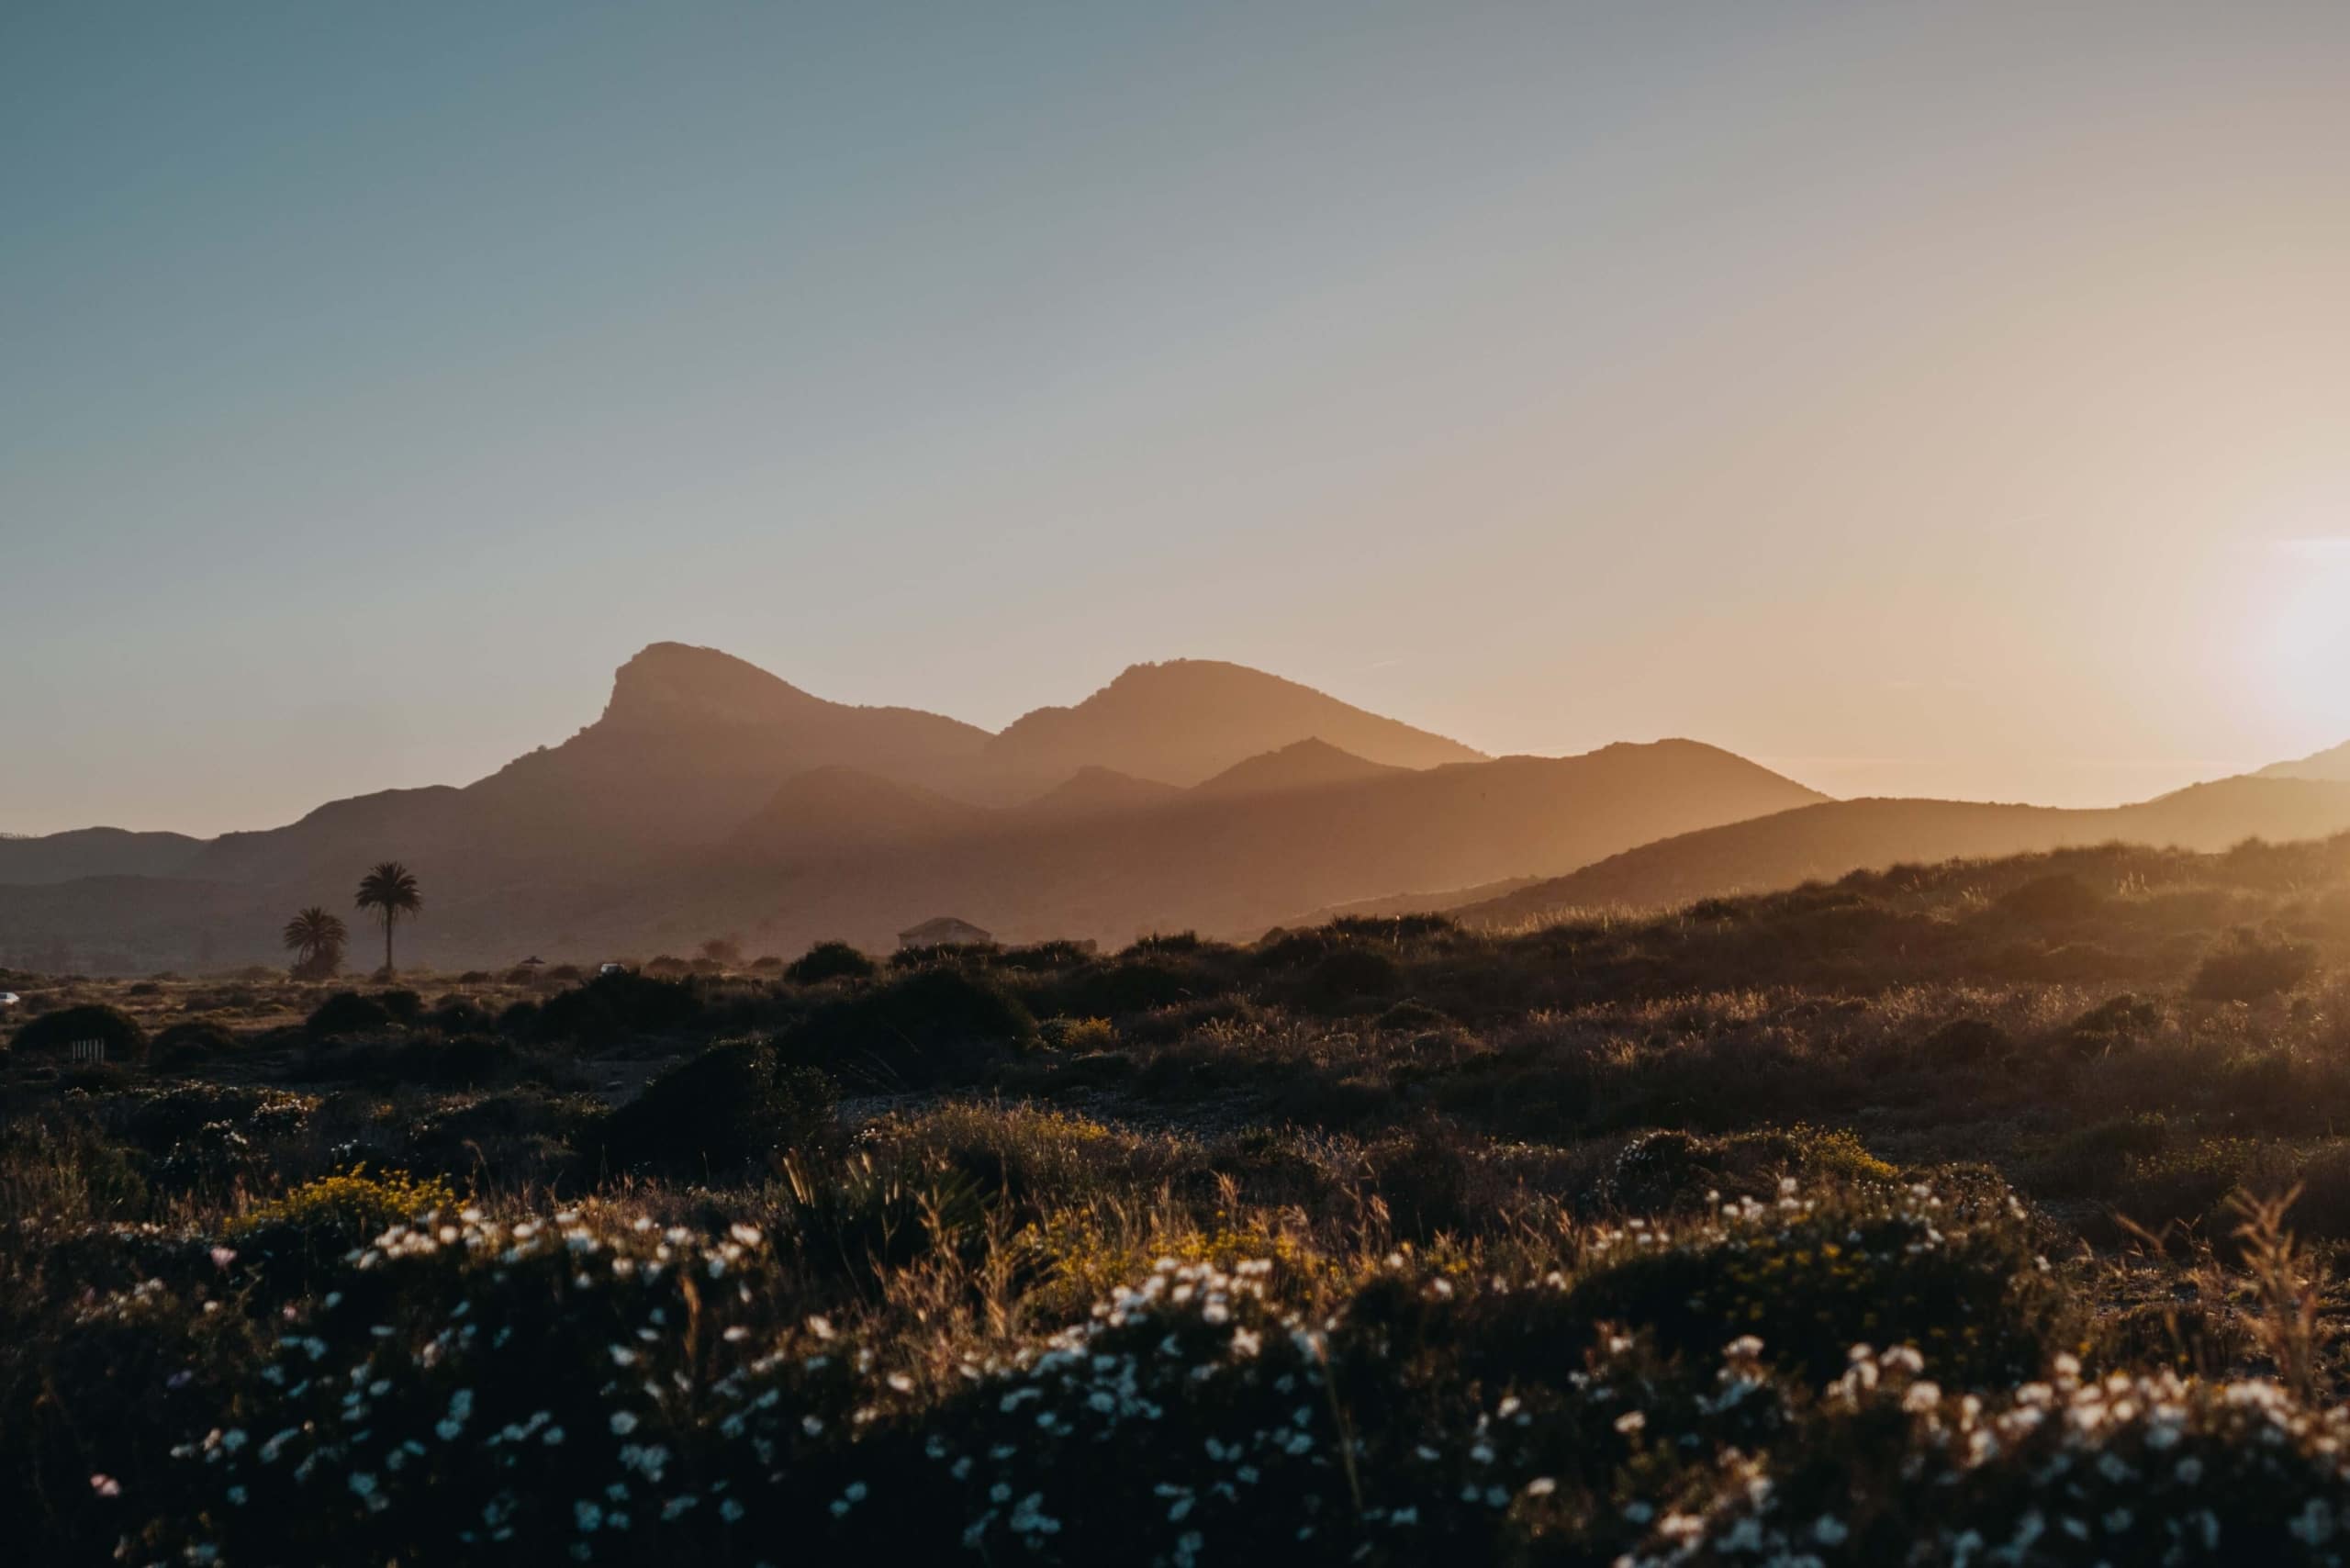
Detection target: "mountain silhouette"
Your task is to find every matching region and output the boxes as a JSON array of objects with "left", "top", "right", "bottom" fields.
[
  {"left": 981, "top": 659, "right": 1482, "bottom": 790},
  {"left": 0, "top": 828, "right": 205, "bottom": 884},
  {"left": 2258, "top": 739, "right": 2350, "bottom": 783},
  {"left": 1192, "top": 738, "right": 1404, "bottom": 798},
  {"left": 659, "top": 739, "right": 1830, "bottom": 958},
  {"left": 180, "top": 644, "right": 990, "bottom": 887},
  {"left": 1012, "top": 767, "right": 1189, "bottom": 819},
  {"left": 725, "top": 767, "right": 990, "bottom": 859},
  {"left": 0, "top": 725, "right": 1823, "bottom": 969},
  {"left": 1443, "top": 775, "right": 2350, "bottom": 926}
]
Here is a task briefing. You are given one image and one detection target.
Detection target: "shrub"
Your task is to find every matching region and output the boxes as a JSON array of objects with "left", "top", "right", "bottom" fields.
[
  {"left": 534, "top": 969, "right": 702, "bottom": 1047},
  {"left": 150, "top": 1018, "right": 238, "bottom": 1062},
  {"left": 2192, "top": 929, "right": 2319, "bottom": 1002},
  {"left": 778, "top": 968, "right": 1035, "bottom": 1089},
  {"left": 2066, "top": 992, "right": 2162, "bottom": 1052},
  {"left": 1995, "top": 872, "right": 2104, "bottom": 922},
  {"left": 227, "top": 1166, "right": 457, "bottom": 1281},
  {"left": 305, "top": 991, "right": 391, "bottom": 1040},
  {"left": 1919, "top": 1017, "right": 2009, "bottom": 1064},
  {"left": 419, "top": 997, "right": 487, "bottom": 1036},
  {"left": 785, "top": 940, "right": 878, "bottom": 985},
  {"left": 1295, "top": 946, "right": 1404, "bottom": 1013},
  {"left": 1566, "top": 1181, "right": 2065, "bottom": 1388},
  {"left": 1035, "top": 1016, "right": 1117, "bottom": 1052},
  {"left": 2032, "top": 1113, "right": 2171, "bottom": 1196},
  {"left": 289, "top": 946, "right": 343, "bottom": 981},
  {"left": 1035, "top": 957, "right": 1200, "bottom": 1017},
  {"left": 594, "top": 1039, "right": 837, "bottom": 1178},
  {"left": 8, "top": 1002, "right": 148, "bottom": 1061}
]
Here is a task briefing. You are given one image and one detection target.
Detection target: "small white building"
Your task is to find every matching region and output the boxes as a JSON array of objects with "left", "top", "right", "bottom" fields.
[{"left": 897, "top": 916, "right": 993, "bottom": 950}]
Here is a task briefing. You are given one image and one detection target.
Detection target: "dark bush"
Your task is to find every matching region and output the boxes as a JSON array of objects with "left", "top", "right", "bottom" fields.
[
  {"left": 150, "top": 1018, "right": 239, "bottom": 1061},
  {"left": 1375, "top": 999, "right": 1453, "bottom": 1033},
  {"left": 1295, "top": 946, "right": 1404, "bottom": 1013},
  {"left": 379, "top": 989, "right": 423, "bottom": 1024},
  {"left": 1568, "top": 1184, "right": 2065, "bottom": 1387},
  {"left": 305, "top": 991, "right": 391, "bottom": 1040},
  {"left": 397, "top": 1034, "right": 521, "bottom": 1089},
  {"left": 1035, "top": 958, "right": 1200, "bottom": 1019},
  {"left": 888, "top": 942, "right": 996, "bottom": 970},
  {"left": 1919, "top": 1017, "right": 2010, "bottom": 1064},
  {"left": 10, "top": 1003, "right": 149, "bottom": 1061},
  {"left": 991, "top": 940, "right": 1096, "bottom": 973},
  {"left": 785, "top": 941, "right": 878, "bottom": 986},
  {"left": 2191, "top": 929, "right": 2318, "bottom": 1002},
  {"left": 1995, "top": 873, "right": 2104, "bottom": 923},
  {"left": 534, "top": 969, "right": 702, "bottom": 1047},
  {"left": 593, "top": 1039, "right": 837, "bottom": 1178},
  {"left": 778, "top": 968, "right": 1034, "bottom": 1089},
  {"left": 2066, "top": 993, "right": 2162, "bottom": 1053},
  {"left": 428, "top": 997, "right": 495, "bottom": 1036}
]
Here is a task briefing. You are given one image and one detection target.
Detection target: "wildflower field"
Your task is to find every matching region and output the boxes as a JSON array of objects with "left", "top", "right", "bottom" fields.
[{"left": 15, "top": 837, "right": 2350, "bottom": 1563}]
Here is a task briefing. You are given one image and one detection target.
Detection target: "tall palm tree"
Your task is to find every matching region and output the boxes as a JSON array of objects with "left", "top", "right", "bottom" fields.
[
  {"left": 354, "top": 861, "right": 423, "bottom": 978},
  {"left": 281, "top": 906, "right": 348, "bottom": 977}
]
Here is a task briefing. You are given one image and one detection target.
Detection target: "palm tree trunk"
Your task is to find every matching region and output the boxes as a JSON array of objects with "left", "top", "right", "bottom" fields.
[{"left": 385, "top": 914, "right": 395, "bottom": 978}]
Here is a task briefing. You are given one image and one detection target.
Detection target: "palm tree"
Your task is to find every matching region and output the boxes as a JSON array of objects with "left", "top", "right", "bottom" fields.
[
  {"left": 354, "top": 862, "right": 423, "bottom": 978},
  {"left": 281, "top": 906, "right": 348, "bottom": 978}
]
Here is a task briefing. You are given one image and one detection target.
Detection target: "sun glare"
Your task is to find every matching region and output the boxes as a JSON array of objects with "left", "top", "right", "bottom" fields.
[{"left": 2258, "top": 537, "right": 2350, "bottom": 732}]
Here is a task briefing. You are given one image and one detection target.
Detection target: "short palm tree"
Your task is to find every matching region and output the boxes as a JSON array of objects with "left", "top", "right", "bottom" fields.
[
  {"left": 281, "top": 905, "right": 348, "bottom": 977},
  {"left": 354, "top": 861, "right": 423, "bottom": 977}
]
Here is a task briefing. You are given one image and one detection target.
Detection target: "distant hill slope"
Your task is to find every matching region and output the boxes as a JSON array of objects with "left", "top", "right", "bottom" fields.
[
  {"left": 0, "top": 828, "right": 205, "bottom": 885},
  {"left": 1192, "top": 738, "right": 1404, "bottom": 798},
  {"left": 1449, "top": 776, "right": 2350, "bottom": 926},
  {"left": 2259, "top": 739, "right": 2350, "bottom": 782},
  {"left": 982, "top": 659, "right": 1482, "bottom": 790},
  {"left": 726, "top": 767, "right": 990, "bottom": 859},
  {"left": 0, "top": 738, "right": 1825, "bottom": 970},
  {"left": 1012, "top": 767, "right": 1189, "bottom": 818},
  {"left": 687, "top": 738, "right": 1828, "bottom": 954}
]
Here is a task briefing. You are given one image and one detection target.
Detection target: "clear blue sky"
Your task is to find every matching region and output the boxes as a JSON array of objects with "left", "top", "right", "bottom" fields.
[{"left": 7, "top": 2, "right": 2349, "bottom": 834}]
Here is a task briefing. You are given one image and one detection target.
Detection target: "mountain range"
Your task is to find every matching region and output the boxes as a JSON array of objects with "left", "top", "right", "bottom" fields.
[{"left": 6, "top": 643, "right": 2349, "bottom": 972}]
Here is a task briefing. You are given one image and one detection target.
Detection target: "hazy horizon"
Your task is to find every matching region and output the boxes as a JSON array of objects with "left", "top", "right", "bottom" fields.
[{"left": 9, "top": 2, "right": 2350, "bottom": 835}]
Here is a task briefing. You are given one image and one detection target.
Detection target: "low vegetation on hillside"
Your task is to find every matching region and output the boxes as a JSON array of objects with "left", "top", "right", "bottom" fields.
[{"left": 10, "top": 834, "right": 2350, "bottom": 1562}]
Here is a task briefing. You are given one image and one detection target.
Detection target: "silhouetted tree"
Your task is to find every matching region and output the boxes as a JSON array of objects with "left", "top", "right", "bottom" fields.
[
  {"left": 354, "top": 862, "right": 423, "bottom": 978},
  {"left": 281, "top": 906, "right": 348, "bottom": 980}
]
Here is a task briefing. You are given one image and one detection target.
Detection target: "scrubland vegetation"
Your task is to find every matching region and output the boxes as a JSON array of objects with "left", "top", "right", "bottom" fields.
[{"left": 14, "top": 836, "right": 2350, "bottom": 1562}]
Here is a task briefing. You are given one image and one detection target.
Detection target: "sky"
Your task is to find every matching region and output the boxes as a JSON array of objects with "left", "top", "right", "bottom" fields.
[{"left": 6, "top": 1, "right": 2350, "bottom": 836}]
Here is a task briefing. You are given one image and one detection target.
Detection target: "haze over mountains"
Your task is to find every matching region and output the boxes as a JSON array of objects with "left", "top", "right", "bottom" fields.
[
  {"left": 6, "top": 640, "right": 2350, "bottom": 974},
  {"left": 0, "top": 645, "right": 1806, "bottom": 970},
  {"left": 1434, "top": 778, "right": 2350, "bottom": 927}
]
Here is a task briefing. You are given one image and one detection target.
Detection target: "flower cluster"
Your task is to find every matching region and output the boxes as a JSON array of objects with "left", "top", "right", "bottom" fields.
[{"left": 1643, "top": 1348, "right": 2350, "bottom": 1564}]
